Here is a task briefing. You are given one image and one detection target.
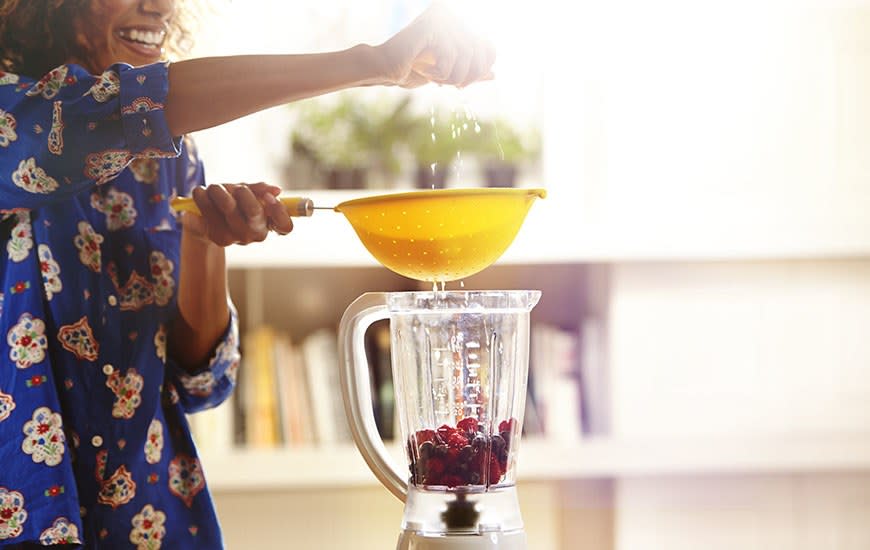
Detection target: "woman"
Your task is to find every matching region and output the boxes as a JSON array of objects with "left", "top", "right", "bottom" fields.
[{"left": 0, "top": 0, "right": 495, "bottom": 547}]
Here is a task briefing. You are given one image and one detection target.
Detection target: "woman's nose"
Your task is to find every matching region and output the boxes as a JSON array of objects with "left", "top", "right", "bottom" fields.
[{"left": 140, "top": 0, "right": 174, "bottom": 20}]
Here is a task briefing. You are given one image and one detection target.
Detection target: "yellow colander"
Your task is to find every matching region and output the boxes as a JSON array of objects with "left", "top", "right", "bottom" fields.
[{"left": 171, "top": 187, "right": 546, "bottom": 282}]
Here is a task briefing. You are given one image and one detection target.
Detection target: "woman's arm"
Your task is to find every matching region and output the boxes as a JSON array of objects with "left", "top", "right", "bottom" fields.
[
  {"left": 169, "top": 182, "right": 290, "bottom": 369},
  {"left": 165, "top": 2, "right": 494, "bottom": 367},
  {"left": 164, "top": 46, "right": 382, "bottom": 136},
  {"left": 164, "top": 3, "right": 494, "bottom": 136},
  {"left": 168, "top": 222, "right": 230, "bottom": 368}
]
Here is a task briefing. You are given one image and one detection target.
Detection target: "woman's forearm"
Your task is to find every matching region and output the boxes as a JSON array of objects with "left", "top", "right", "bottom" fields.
[
  {"left": 164, "top": 45, "right": 384, "bottom": 136},
  {"left": 169, "top": 227, "right": 231, "bottom": 370}
]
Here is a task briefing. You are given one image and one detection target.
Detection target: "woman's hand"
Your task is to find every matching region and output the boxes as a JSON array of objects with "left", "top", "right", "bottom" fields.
[
  {"left": 376, "top": 2, "right": 496, "bottom": 89},
  {"left": 179, "top": 183, "right": 294, "bottom": 247}
]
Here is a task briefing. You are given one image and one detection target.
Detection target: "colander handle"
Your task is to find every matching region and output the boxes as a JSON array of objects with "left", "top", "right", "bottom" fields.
[
  {"left": 169, "top": 196, "right": 314, "bottom": 217},
  {"left": 338, "top": 293, "right": 407, "bottom": 502}
]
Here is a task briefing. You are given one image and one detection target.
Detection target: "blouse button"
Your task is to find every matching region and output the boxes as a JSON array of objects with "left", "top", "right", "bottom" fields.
[
  {"left": 102, "top": 364, "right": 114, "bottom": 376},
  {"left": 91, "top": 435, "right": 103, "bottom": 447},
  {"left": 108, "top": 295, "right": 118, "bottom": 306}
]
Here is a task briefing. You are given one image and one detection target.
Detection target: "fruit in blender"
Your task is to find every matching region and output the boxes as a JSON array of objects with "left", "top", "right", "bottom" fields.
[{"left": 407, "top": 417, "right": 518, "bottom": 488}]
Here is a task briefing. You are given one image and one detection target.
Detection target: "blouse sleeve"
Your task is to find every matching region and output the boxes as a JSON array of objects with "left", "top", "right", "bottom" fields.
[
  {"left": 0, "top": 62, "right": 181, "bottom": 211},
  {"left": 168, "top": 303, "right": 242, "bottom": 414}
]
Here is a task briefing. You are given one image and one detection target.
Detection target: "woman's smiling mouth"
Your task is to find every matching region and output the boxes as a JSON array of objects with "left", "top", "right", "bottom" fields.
[{"left": 116, "top": 27, "right": 166, "bottom": 57}]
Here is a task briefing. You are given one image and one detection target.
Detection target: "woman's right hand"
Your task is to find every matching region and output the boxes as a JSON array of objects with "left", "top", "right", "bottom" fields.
[
  {"left": 179, "top": 183, "right": 294, "bottom": 247},
  {"left": 375, "top": 2, "right": 496, "bottom": 89}
]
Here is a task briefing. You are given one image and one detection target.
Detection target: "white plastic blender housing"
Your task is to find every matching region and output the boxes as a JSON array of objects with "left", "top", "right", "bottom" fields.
[{"left": 339, "top": 290, "right": 541, "bottom": 549}]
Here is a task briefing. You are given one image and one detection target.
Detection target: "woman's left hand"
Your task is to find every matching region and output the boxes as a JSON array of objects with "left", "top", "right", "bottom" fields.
[
  {"left": 376, "top": 2, "right": 496, "bottom": 89},
  {"left": 179, "top": 183, "right": 294, "bottom": 246}
]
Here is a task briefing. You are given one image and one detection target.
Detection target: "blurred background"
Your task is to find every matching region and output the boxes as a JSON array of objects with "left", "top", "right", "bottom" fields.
[{"left": 186, "top": 0, "right": 870, "bottom": 548}]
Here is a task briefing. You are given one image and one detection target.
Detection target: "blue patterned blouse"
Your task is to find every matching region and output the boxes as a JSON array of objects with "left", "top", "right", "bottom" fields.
[{"left": 0, "top": 62, "right": 240, "bottom": 549}]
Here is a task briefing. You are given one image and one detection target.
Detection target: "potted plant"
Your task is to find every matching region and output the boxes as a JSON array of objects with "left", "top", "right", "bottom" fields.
[
  {"left": 288, "top": 93, "right": 414, "bottom": 189},
  {"left": 406, "top": 108, "right": 474, "bottom": 189},
  {"left": 471, "top": 118, "right": 542, "bottom": 188}
]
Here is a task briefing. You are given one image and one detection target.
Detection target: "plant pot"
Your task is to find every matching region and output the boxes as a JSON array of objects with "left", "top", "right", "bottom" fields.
[
  {"left": 414, "top": 165, "right": 449, "bottom": 189},
  {"left": 482, "top": 161, "right": 518, "bottom": 188},
  {"left": 326, "top": 167, "right": 366, "bottom": 190}
]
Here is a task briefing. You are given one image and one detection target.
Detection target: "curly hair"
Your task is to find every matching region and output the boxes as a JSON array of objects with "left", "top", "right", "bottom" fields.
[{"left": 0, "top": 0, "right": 200, "bottom": 77}]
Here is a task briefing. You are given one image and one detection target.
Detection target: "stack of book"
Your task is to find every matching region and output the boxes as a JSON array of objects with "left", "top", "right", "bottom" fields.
[
  {"left": 524, "top": 323, "right": 585, "bottom": 442},
  {"left": 189, "top": 325, "right": 394, "bottom": 453},
  {"left": 189, "top": 321, "right": 591, "bottom": 453}
]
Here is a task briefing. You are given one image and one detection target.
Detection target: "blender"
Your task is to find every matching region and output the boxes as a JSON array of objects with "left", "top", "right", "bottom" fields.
[
  {"left": 339, "top": 290, "right": 540, "bottom": 549},
  {"left": 173, "top": 187, "right": 545, "bottom": 548}
]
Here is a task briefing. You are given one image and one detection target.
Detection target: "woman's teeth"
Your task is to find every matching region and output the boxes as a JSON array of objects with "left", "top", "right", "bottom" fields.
[{"left": 119, "top": 29, "right": 165, "bottom": 47}]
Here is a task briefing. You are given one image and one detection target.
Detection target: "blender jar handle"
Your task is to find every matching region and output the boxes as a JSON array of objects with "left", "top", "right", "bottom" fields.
[{"left": 338, "top": 292, "right": 407, "bottom": 503}]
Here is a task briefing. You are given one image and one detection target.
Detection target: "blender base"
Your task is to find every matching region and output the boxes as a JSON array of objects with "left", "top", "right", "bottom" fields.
[{"left": 397, "top": 530, "right": 527, "bottom": 549}]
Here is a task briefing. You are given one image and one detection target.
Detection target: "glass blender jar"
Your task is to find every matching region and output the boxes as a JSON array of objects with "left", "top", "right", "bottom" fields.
[{"left": 339, "top": 290, "right": 541, "bottom": 549}]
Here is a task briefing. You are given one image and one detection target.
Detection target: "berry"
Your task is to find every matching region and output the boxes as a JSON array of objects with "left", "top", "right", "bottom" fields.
[
  {"left": 446, "top": 446, "right": 461, "bottom": 464},
  {"left": 442, "top": 474, "right": 464, "bottom": 488},
  {"left": 418, "top": 440, "right": 434, "bottom": 459},
  {"left": 498, "top": 418, "right": 517, "bottom": 434},
  {"left": 457, "top": 417, "right": 478, "bottom": 434},
  {"left": 409, "top": 418, "right": 518, "bottom": 488},
  {"left": 437, "top": 424, "right": 454, "bottom": 441},
  {"left": 491, "top": 434, "right": 506, "bottom": 455},
  {"left": 458, "top": 445, "right": 474, "bottom": 463},
  {"left": 415, "top": 429, "right": 437, "bottom": 444},
  {"left": 488, "top": 454, "right": 503, "bottom": 484},
  {"left": 446, "top": 431, "right": 468, "bottom": 449},
  {"left": 427, "top": 457, "right": 446, "bottom": 477}
]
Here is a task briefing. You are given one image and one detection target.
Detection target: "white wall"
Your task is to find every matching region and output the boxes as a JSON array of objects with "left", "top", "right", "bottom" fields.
[
  {"left": 609, "top": 260, "right": 870, "bottom": 438},
  {"left": 616, "top": 474, "right": 870, "bottom": 550}
]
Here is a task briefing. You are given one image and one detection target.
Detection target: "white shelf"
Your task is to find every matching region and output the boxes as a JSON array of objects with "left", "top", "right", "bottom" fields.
[{"left": 200, "top": 435, "right": 870, "bottom": 493}]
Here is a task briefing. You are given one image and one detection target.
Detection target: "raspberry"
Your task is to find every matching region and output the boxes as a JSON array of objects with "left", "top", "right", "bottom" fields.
[
  {"left": 447, "top": 431, "right": 469, "bottom": 449},
  {"left": 437, "top": 424, "right": 455, "bottom": 441},
  {"left": 488, "top": 454, "right": 503, "bottom": 484},
  {"left": 442, "top": 474, "right": 464, "bottom": 488},
  {"left": 427, "top": 457, "right": 446, "bottom": 477},
  {"left": 498, "top": 418, "right": 517, "bottom": 434},
  {"left": 457, "top": 417, "right": 478, "bottom": 434},
  {"left": 446, "top": 446, "right": 461, "bottom": 464},
  {"left": 415, "top": 429, "right": 437, "bottom": 444}
]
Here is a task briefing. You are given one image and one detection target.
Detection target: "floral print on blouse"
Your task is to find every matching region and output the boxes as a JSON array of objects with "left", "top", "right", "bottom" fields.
[{"left": 0, "top": 62, "right": 240, "bottom": 549}]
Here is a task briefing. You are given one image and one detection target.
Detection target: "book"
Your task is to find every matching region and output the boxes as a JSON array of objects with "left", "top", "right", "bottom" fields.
[
  {"left": 187, "top": 392, "right": 234, "bottom": 455},
  {"left": 366, "top": 321, "right": 395, "bottom": 441},
  {"left": 274, "top": 334, "right": 315, "bottom": 446},
  {"left": 531, "top": 323, "right": 583, "bottom": 442},
  {"left": 578, "top": 317, "right": 608, "bottom": 436},
  {"left": 301, "top": 328, "right": 350, "bottom": 445},
  {"left": 243, "top": 325, "right": 281, "bottom": 448}
]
